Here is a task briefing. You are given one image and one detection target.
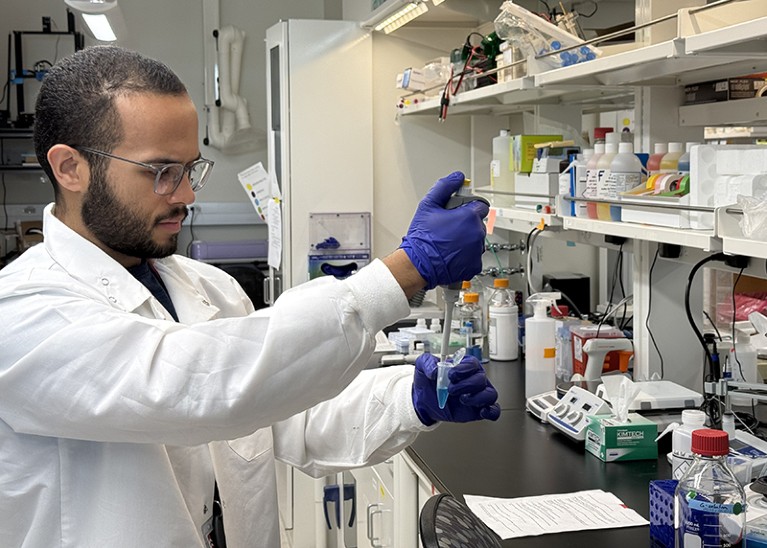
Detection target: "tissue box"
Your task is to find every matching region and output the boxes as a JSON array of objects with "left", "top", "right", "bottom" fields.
[{"left": 585, "top": 413, "right": 658, "bottom": 462}]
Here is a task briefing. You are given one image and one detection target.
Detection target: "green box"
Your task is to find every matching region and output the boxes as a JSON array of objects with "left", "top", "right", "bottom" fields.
[
  {"left": 511, "top": 134, "right": 562, "bottom": 173},
  {"left": 585, "top": 413, "right": 658, "bottom": 462}
]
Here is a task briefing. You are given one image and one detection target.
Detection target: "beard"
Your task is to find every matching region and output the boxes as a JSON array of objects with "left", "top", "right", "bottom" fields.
[{"left": 81, "top": 168, "right": 187, "bottom": 260}]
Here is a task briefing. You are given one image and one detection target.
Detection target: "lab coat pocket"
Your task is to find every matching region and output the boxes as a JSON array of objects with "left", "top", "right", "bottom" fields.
[{"left": 226, "top": 428, "right": 273, "bottom": 462}]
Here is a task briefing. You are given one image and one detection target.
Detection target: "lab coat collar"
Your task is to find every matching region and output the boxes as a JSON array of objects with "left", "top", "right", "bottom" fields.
[{"left": 42, "top": 203, "right": 220, "bottom": 322}]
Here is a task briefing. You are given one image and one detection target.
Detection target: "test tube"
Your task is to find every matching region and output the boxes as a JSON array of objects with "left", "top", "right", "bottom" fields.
[{"left": 436, "top": 347, "right": 466, "bottom": 409}]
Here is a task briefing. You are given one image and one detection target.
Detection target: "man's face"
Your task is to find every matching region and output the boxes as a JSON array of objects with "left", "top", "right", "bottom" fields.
[{"left": 80, "top": 93, "right": 200, "bottom": 266}]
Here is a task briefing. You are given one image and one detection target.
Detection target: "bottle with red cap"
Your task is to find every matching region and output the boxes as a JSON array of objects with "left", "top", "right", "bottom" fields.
[{"left": 675, "top": 428, "right": 746, "bottom": 547}]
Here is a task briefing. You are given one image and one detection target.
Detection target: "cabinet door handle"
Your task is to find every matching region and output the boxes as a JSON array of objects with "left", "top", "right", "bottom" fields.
[
  {"left": 366, "top": 503, "right": 380, "bottom": 544},
  {"left": 262, "top": 277, "right": 272, "bottom": 305}
]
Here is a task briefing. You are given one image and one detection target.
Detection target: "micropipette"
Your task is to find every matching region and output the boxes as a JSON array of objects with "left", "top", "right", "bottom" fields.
[{"left": 437, "top": 347, "right": 466, "bottom": 409}]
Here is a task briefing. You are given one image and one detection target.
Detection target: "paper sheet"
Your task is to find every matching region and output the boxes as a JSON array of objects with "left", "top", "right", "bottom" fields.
[
  {"left": 267, "top": 198, "right": 282, "bottom": 270},
  {"left": 237, "top": 162, "right": 272, "bottom": 222},
  {"left": 465, "top": 489, "right": 648, "bottom": 540}
]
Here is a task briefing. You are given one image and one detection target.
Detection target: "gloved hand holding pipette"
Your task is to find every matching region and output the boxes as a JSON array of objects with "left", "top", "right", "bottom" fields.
[
  {"left": 399, "top": 171, "right": 489, "bottom": 290},
  {"left": 412, "top": 352, "right": 501, "bottom": 426}
]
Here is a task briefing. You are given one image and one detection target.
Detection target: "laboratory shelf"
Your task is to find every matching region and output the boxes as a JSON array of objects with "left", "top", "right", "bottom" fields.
[
  {"left": 716, "top": 206, "right": 767, "bottom": 260},
  {"left": 679, "top": 96, "right": 767, "bottom": 127},
  {"left": 491, "top": 206, "right": 560, "bottom": 233},
  {"left": 684, "top": 16, "right": 767, "bottom": 57},
  {"left": 561, "top": 216, "right": 720, "bottom": 251}
]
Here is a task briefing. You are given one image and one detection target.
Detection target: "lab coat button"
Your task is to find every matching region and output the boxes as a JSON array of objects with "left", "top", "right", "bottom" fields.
[
  {"left": 108, "top": 296, "right": 117, "bottom": 303},
  {"left": 101, "top": 278, "right": 109, "bottom": 285},
  {"left": 202, "top": 299, "right": 210, "bottom": 306}
]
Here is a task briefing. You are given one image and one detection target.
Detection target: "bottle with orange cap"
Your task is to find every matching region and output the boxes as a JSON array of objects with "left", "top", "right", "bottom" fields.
[
  {"left": 453, "top": 291, "right": 485, "bottom": 360},
  {"left": 488, "top": 278, "right": 518, "bottom": 361}
]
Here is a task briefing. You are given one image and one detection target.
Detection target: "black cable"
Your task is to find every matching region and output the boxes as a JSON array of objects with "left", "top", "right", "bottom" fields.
[
  {"left": 185, "top": 206, "right": 198, "bottom": 256},
  {"left": 646, "top": 247, "right": 664, "bottom": 379},
  {"left": 685, "top": 253, "right": 727, "bottom": 381},
  {"left": 1, "top": 173, "right": 7, "bottom": 231},
  {"left": 574, "top": 0, "right": 598, "bottom": 18},
  {"left": 731, "top": 267, "right": 745, "bottom": 381},
  {"left": 703, "top": 310, "right": 723, "bottom": 341}
]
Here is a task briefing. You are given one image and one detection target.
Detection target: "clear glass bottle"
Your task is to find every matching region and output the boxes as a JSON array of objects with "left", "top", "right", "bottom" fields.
[
  {"left": 488, "top": 278, "right": 518, "bottom": 361},
  {"left": 454, "top": 292, "right": 484, "bottom": 355},
  {"left": 675, "top": 429, "right": 746, "bottom": 548}
]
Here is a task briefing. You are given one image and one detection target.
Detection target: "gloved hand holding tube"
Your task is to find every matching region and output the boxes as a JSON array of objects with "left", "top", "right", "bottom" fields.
[
  {"left": 399, "top": 171, "right": 490, "bottom": 290},
  {"left": 412, "top": 353, "right": 501, "bottom": 426}
]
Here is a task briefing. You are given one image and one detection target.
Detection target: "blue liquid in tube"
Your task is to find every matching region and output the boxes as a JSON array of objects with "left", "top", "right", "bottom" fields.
[{"left": 437, "top": 387, "right": 449, "bottom": 409}]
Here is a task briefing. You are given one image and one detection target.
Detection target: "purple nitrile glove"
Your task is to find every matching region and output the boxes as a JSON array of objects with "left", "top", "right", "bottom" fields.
[
  {"left": 412, "top": 353, "right": 501, "bottom": 427},
  {"left": 399, "top": 171, "right": 489, "bottom": 290}
]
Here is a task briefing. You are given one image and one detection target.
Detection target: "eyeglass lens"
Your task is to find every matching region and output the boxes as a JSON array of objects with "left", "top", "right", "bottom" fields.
[{"left": 155, "top": 161, "right": 212, "bottom": 195}]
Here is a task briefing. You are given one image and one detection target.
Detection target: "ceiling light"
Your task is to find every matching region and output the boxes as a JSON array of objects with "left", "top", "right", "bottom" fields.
[
  {"left": 81, "top": 13, "right": 116, "bottom": 41},
  {"left": 432, "top": 0, "right": 446, "bottom": 5},
  {"left": 363, "top": 1, "right": 430, "bottom": 34},
  {"left": 64, "top": 0, "right": 126, "bottom": 42}
]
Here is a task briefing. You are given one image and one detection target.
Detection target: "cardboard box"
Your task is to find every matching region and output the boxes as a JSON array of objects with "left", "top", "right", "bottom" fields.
[
  {"left": 585, "top": 413, "right": 658, "bottom": 462},
  {"left": 511, "top": 134, "right": 562, "bottom": 173},
  {"left": 683, "top": 77, "right": 765, "bottom": 105}
]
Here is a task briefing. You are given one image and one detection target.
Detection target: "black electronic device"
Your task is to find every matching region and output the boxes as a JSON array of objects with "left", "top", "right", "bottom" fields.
[{"left": 542, "top": 272, "right": 590, "bottom": 317}]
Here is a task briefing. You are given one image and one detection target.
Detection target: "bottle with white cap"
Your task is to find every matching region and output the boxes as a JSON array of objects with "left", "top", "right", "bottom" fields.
[
  {"left": 606, "top": 142, "right": 644, "bottom": 221},
  {"left": 671, "top": 409, "right": 707, "bottom": 480},
  {"left": 660, "top": 142, "right": 684, "bottom": 173},
  {"left": 594, "top": 139, "right": 619, "bottom": 220}
]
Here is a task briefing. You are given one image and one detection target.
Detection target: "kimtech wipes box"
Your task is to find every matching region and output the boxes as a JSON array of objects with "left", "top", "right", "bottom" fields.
[{"left": 585, "top": 413, "right": 658, "bottom": 462}]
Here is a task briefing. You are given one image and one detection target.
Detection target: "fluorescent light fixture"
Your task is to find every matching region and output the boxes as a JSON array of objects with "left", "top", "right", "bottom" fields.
[
  {"left": 432, "top": 0, "right": 446, "bottom": 5},
  {"left": 362, "top": 0, "right": 430, "bottom": 34},
  {"left": 81, "top": 13, "right": 116, "bottom": 41},
  {"left": 64, "top": 0, "right": 126, "bottom": 42},
  {"left": 375, "top": 3, "right": 429, "bottom": 34}
]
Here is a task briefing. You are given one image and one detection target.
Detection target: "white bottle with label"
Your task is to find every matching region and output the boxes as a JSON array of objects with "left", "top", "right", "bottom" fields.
[
  {"left": 607, "top": 142, "right": 644, "bottom": 221},
  {"left": 594, "top": 141, "right": 619, "bottom": 220},
  {"left": 671, "top": 409, "right": 707, "bottom": 480},
  {"left": 524, "top": 292, "right": 560, "bottom": 397},
  {"left": 572, "top": 148, "right": 593, "bottom": 218},
  {"left": 488, "top": 278, "right": 519, "bottom": 361},
  {"left": 581, "top": 143, "right": 604, "bottom": 218},
  {"left": 491, "top": 129, "right": 514, "bottom": 196}
]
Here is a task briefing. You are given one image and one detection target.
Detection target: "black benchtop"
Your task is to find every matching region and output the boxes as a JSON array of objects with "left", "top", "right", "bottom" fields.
[{"left": 406, "top": 360, "right": 672, "bottom": 547}]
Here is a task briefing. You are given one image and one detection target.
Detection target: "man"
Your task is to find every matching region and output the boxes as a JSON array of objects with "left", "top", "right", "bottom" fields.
[{"left": 0, "top": 45, "right": 499, "bottom": 547}]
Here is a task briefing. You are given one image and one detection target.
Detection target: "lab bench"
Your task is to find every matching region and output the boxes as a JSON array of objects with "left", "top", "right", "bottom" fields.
[{"left": 406, "top": 360, "right": 671, "bottom": 547}]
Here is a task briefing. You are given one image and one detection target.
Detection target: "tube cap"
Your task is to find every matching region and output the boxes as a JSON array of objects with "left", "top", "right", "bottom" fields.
[
  {"left": 493, "top": 278, "right": 510, "bottom": 288},
  {"left": 691, "top": 429, "right": 729, "bottom": 456}
]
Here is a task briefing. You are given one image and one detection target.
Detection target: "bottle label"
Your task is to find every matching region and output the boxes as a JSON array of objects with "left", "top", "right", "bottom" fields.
[
  {"left": 584, "top": 169, "right": 598, "bottom": 198},
  {"left": 491, "top": 159, "right": 501, "bottom": 179},
  {"left": 596, "top": 169, "right": 611, "bottom": 199},
  {"left": 685, "top": 495, "right": 744, "bottom": 515},
  {"left": 608, "top": 172, "right": 642, "bottom": 197}
]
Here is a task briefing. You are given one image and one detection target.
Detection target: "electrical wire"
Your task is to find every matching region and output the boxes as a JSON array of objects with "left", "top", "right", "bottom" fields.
[
  {"left": 185, "top": 206, "right": 198, "bottom": 256},
  {"left": 684, "top": 253, "right": 727, "bottom": 383},
  {"left": 703, "top": 310, "right": 723, "bottom": 341},
  {"left": 730, "top": 267, "right": 745, "bottom": 381},
  {"left": 645, "top": 246, "right": 664, "bottom": 379}
]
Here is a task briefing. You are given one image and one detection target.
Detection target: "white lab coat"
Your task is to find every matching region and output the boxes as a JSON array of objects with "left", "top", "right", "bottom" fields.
[{"left": 0, "top": 204, "right": 430, "bottom": 547}]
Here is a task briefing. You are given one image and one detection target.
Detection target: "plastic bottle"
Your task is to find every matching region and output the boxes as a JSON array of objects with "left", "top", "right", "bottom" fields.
[
  {"left": 455, "top": 292, "right": 484, "bottom": 359},
  {"left": 571, "top": 148, "right": 593, "bottom": 218},
  {"left": 675, "top": 429, "right": 746, "bottom": 548},
  {"left": 488, "top": 278, "right": 519, "bottom": 361},
  {"left": 671, "top": 409, "right": 707, "bottom": 480},
  {"left": 677, "top": 142, "right": 699, "bottom": 174},
  {"left": 491, "top": 130, "right": 514, "bottom": 196},
  {"left": 606, "top": 142, "right": 644, "bottom": 221},
  {"left": 660, "top": 142, "right": 683, "bottom": 173},
  {"left": 582, "top": 142, "right": 604, "bottom": 218},
  {"left": 524, "top": 292, "right": 560, "bottom": 397},
  {"left": 646, "top": 143, "right": 667, "bottom": 176},
  {"left": 594, "top": 140, "right": 619, "bottom": 220}
]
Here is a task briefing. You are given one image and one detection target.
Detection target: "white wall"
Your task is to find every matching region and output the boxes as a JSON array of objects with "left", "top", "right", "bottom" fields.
[{"left": 1, "top": 0, "right": 340, "bottom": 250}]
